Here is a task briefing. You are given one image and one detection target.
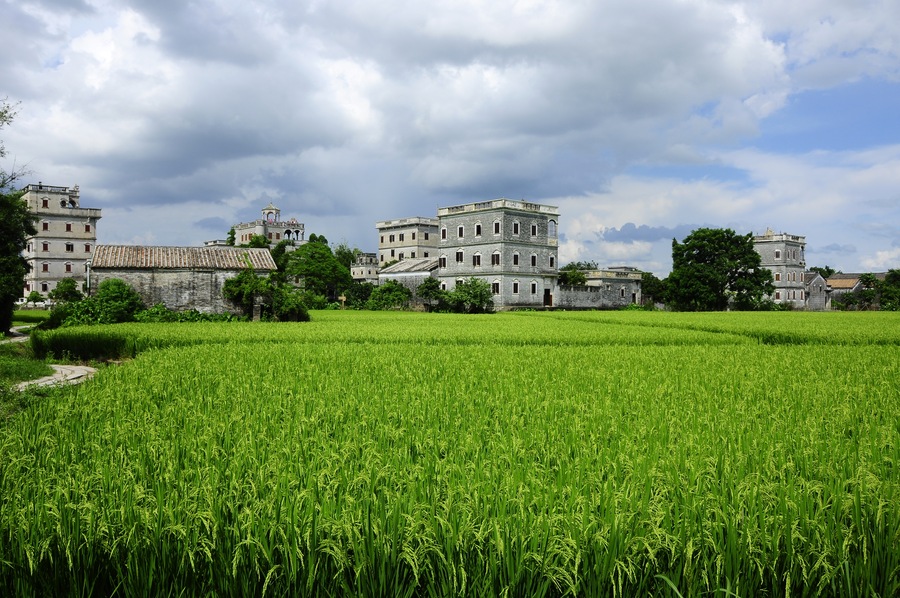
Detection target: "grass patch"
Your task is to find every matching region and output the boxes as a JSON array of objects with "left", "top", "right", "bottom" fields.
[
  {"left": 0, "top": 343, "right": 54, "bottom": 387},
  {"left": 11, "top": 309, "right": 50, "bottom": 327}
]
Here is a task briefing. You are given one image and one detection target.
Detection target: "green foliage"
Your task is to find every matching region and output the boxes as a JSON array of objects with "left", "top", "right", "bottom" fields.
[
  {"left": 94, "top": 278, "right": 145, "bottom": 323},
  {"left": 416, "top": 277, "right": 446, "bottom": 310},
  {"left": 0, "top": 342, "right": 53, "bottom": 387},
  {"left": 47, "top": 278, "right": 83, "bottom": 303},
  {"left": 226, "top": 227, "right": 236, "bottom": 246},
  {"left": 366, "top": 280, "right": 412, "bottom": 310},
  {"left": 245, "top": 234, "right": 269, "bottom": 248},
  {"left": 448, "top": 277, "right": 494, "bottom": 313},
  {"left": 557, "top": 265, "right": 587, "bottom": 286},
  {"left": 810, "top": 265, "right": 837, "bottom": 279},
  {"left": 25, "top": 291, "right": 44, "bottom": 306},
  {"left": 332, "top": 241, "right": 361, "bottom": 270},
  {"left": 879, "top": 269, "right": 900, "bottom": 311},
  {"left": 285, "top": 241, "right": 351, "bottom": 299},
  {"left": 344, "top": 281, "right": 374, "bottom": 309},
  {"left": 269, "top": 285, "right": 310, "bottom": 322},
  {"left": 223, "top": 268, "right": 269, "bottom": 316},
  {"left": 668, "top": 228, "right": 774, "bottom": 311},
  {"left": 640, "top": 271, "right": 666, "bottom": 306},
  {"left": 0, "top": 190, "right": 37, "bottom": 334},
  {"left": 133, "top": 304, "right": 240, "bottom": 323}
]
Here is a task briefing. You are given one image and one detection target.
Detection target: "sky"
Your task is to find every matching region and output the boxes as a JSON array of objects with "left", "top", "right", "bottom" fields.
[{"left": 2, "top": 0, "right": 899, "bottom": 277}]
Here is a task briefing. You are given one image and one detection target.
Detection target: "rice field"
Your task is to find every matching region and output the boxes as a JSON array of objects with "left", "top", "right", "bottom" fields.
[{"left": 3, "top": 311, "right": 899, "bottom": 596}]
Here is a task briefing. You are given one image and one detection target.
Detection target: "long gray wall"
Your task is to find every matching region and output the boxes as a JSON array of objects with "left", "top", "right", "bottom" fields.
[{"left": 92, "top": 268, "right": 245, "bottom": 314}]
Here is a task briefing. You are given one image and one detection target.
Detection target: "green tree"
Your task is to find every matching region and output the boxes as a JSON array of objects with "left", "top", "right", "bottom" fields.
[
  {"left": 667, "top": 228, "right": 774, "bottom": 311},
  {"left": 366, "top": 280, "right": 412, "bottom": 310},
  {"left": 226, "top": 227, "right": 236, "bottom": 246},
  {"left": 25, "top": 290, "right": 44, "bottom": 307},
  {"left": 640, "top": 272, "right": 666, "bottom": 306},
  {"left": 448, "top": 277, "right": 494, "bottom": 313},
  {"left": 558, "top": 263, "right": 588, "bottom": 286},
  {"left": 223, "top": 268, "right": 270, "bottom": 317},
  {"left": 270, "top": 284, "right": 310, "bottom": 321},
  {"left": 344, "top": 281, "right": 374, "bottom": 309},
  {"left": 94, "top": 279, "right": 145, "bottom": 323},
  {"left": 333, "top": 242, "right": 361, "bottom": 270},
  {"left": 246, "top": 234, "right": 269, "bottom": 248},
  {"left": 810, "top": 265, "right": 837, "bottom": 279},
  {"left": 878, "top": 269, "right": 900, "bottom": 311},
  {"left": 286, "top": 240, "right": 352, "bottom": 300},
  {"left": 857, "top": 273, "right": 879, "bottom": 310},
  {"left": 0, "top": 190, "right": 37, "bottom": 334},
  {"left": 48, "top": 277, "right": 84, "bottom": 303},
  {"left": 416, "top": 277, "right": 447, "bottom": 311}
]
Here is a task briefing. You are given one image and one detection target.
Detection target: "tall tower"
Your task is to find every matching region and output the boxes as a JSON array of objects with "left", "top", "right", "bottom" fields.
[
  {"left": 437, "top": 199, "right": 559, "bottom": 309},
  {"left": 21, "top": 183, "right": 101, "bottom": 297},
  {"left": 753, "top": 228, "right": 806, "bottom": 307}
]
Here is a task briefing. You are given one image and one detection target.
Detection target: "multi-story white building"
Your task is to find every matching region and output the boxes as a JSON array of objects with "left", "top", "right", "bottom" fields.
[
  {"left": 21, "top": 183, "right": 101, "bottom": 296},
  {"left": 753, "top": 229, "right": 806, "bottom": 307},
  {"left": 437, "top": 199, "right": 559, "bottom": 309},
  {"left": 375, "top": 217, "right": 439, "bottom": 265},
  {"left": 351, "top": 252, "right": 379, "bottom": 283},
  {"left": 233, "top": 203, "right": 305, "bottom": 246}
]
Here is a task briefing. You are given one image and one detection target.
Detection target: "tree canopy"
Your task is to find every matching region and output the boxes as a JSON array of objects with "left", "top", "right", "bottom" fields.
[
  {"left": 285, "top": 240, "right": 351, "bottom": 300},
  {"left": 667, "top": 228, "right": 774, "bottom": 311}
]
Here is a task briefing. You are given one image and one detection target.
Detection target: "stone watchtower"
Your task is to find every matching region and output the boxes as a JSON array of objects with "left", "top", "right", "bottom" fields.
[
  {"left": 233, "top": 203, "right": 305, "bottom": 245},
  {"left": 21, "top": 183, "right": 101, "bottom": 297},
  {"left": 753, "top": 228, "right": 806, "bottom": 307},
  {"left": 437, "top": 199, "right": 560, "bottom": 309}
]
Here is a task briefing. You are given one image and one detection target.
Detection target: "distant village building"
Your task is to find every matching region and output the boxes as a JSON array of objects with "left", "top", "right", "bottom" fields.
[
  {"left": 753, "top": 229, "right": 806, "bottom": 307},
  {"left": 21, "top": 183, "right": 101, "bottom": 297},
  {"left": 233, "top": 203, "right": 305, "bottom": 246},
  {"left": 89, "top": 245, "right": 276, "bottom": 314},
  {"left": 376, "top": 217, "right": 439, "bottom": 264},
  {"left": 378, "top": 257, "right": 439, "bottom": 302},
  {"left": 351, "top": 252, "right": 379, "bottom": 284},
  {"left": 437, "top": 199, "right": 559, "bottom": 309},
  {"left": 804, "top": 271, "right": 830, "bottom": 311}
]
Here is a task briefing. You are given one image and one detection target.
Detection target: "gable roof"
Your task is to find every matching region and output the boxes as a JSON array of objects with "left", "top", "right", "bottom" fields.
[
  {"left": 379, "top": 257, "right": 439, "bottom": 274},
  {"left": 91, "top": 245, "right": 277, "bottom": 271}
]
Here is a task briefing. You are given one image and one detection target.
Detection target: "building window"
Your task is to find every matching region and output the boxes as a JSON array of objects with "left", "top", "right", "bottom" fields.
[
  {"left": 800, "top": 290, "right": 805, "bottom": 300},
  {"left": 513, "top": 253, "right": 519, "bottom": 266},
  {"left": 65, "top": 243, "right": 74, "bottom": 253},
  {"left": 42, "top": 199, "right": 49, "bottom": 208},
  {"left": 456, "top": 250, "right": 464, "bottom": 263},
  {"left": 491, "top": 252, "right": 501, "bottom": 266},
  {"left": 620, "top": 288, "right": 625, "bottom": 298},
  {"left": 458, "top": 226, "right": 464, "bottom": 238},
  {"left": 390, "top": 249, "right": 395, "bottom": 257},
  {"left": 42, "top": 242, "right": 49, "bottom": 252},
  {"left": 65, "top": 262, "right": 72, "bottom": 273},
  {"left": 549, "top": 256, "right": 555, "bottom": 268},
  {"left": 531, "top": 282, "right": 537, "bottom": 294},
  {"left": 491, "top": 281, "right": 500, "bottom": 294},
  {"left": 85, "top": 244, "right": 91, "bottom": 252},
  {"left": 441, "top": 228, "right": 447, "bottom": 240},
  {"left": 548, "top": 220, "right": 557, "bottom": 237},
  {"left": 411, "top": 251, "right": 416, "bottom": 258},
  {"left": 512, "top": 281, "right": 519, "bottom": 294},
  {"left": 531, "top": 254, "right": 537, "bottom": 267},
  {"left": 493, "top": 221, "right": 501, "bottom": 234},
  {"left": 399, "top": 252, "right": 405, "bottom": 260},
  {"left": 267, "top": 233, "right": 273, "bottom": 240},
  {"left": 531, "top": 224, "right": 537, "bottom": 236},
  {"left": 775, "top": 273, "right": 781, "bottom": 282},
  {"left": 42, "top": 221, "right": 49, "bottom": 231},
  {"left": 411, "top": 232, "right": 416, "bottom": 240},
  {"left": 41, "top": 263, "right": 49, "bottom": 272},
  {"left": 472, "top": 254, "right": 481, "bottom": 267},
  {"left": 41, "top": 283, "right": 49, "bottom": 293},
  {"left": 66, "top": 222, "right": 72, "bottom": 232},
  {"left": 389, "top": 234, "right": 395, "bottom": 242},
  {"left": 424, "top": 232, "right": 429, "bottom": 240},
  {"left": 439, "top": 256, "right": 446, "bottom": 268},
  {"left": 423, "top": 252, "right": 429, "bottom": 258},
  {"left": 399, "top": 233, "right": 404, "bottom": 241},
  {"left": 513, "top": 221, "right": 520, "bottom": 235},
  {"left": 775, "top": 291, "right": 781, "bottom": 300},
  {"left": 380, "top": 236, "right": 384, "bottom": 243},
  {"left": 475, "top": 224, "right": 482, "bottom": 236},
  {"left": 775, "top": 250, "right": 781, "bottom": 259},
  {"left": 85, "top": 224, "right": 91, "bottom": 233}
]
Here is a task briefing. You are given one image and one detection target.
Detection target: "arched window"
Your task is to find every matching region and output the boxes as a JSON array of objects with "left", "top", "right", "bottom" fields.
[{"left": 548, "top": 220, "right": 557, "bottom": 237}]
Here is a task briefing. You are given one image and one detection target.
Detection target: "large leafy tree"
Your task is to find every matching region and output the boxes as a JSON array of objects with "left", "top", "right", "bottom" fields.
[
  {"left": 558, "top": 262, "right": 589, "bottom": 286},
  {"left": 878, "top": 269, "right": 900, "bottom": 311},
  {"left": 667, "top": 228, "right": 773, "bottom": 311},
  {"left": 1, "top": 100, "right": 35, "bottom": 334},
  {"left": 286, "top": 238, "right": 352, "bottom": 299},
  {"left": 448, "top": 277, "right": 494, "bottom": 313}
]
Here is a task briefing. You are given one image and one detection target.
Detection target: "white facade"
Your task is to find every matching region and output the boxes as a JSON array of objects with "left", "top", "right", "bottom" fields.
[
  {"left": 753, "top": 229, "right": 806, "bottom": 307},
  {"left": 376, "top": 217, "right": 439, "bottom": 264},
  {"left": 21, "top": 183, "right": 101, "bottom": 297},
  {"left": 233, "top": 203, "right": 305, "bottom": 246}
]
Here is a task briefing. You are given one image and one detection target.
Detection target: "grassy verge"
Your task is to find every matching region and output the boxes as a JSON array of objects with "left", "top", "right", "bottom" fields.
[{"left": 0, "top": 343, "right": 53, "bottom": 387}]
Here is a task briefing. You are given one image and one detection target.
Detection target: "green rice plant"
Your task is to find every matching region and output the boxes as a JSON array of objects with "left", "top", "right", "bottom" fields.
[{"left": 2, "top": 312, "right": 899, "bottom": 595}]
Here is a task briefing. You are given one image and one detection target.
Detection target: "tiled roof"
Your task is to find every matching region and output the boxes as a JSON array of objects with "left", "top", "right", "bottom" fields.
[
  {"left": 91, "top": 245, "right": 277, "bottom": 271},
  {"left": 379, "top": 258, "right": 439, "bottom": 274}
]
